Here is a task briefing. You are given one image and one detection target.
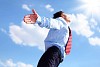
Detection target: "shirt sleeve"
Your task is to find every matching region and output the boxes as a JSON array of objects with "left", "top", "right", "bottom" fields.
[{"left": 36, "top": 16, "right": 63, "bottom": 29}]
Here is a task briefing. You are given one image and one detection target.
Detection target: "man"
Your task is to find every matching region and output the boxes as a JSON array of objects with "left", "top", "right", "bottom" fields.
[{"left": 24, "top": 9, "right": 71, "bottom": 67}]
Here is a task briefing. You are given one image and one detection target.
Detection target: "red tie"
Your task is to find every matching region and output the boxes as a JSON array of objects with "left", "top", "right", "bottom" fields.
[{"left": 65, "top": 27, "right": 72, "bottom": 55}]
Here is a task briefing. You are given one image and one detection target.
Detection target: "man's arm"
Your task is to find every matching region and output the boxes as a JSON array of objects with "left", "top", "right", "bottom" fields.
[
  {"left": 23, "top": 9, "right": 38, "bottom": 24},
  {"left": 36, "top": 17, "right": 63, "bottom": 29},
  {"left": 23, "top": 9, "right": 63, "bottom": 29}
]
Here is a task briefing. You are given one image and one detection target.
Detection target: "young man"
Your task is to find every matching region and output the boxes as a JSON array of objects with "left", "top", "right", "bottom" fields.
[{"left": 24, "top": 9, "right": 71, "bottom": 67}]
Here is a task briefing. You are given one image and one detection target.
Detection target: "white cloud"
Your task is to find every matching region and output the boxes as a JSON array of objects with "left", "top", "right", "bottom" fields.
[
  {"left": 45, "top": 4, "right": 54, "bottom": 12},
  {"left": 0, "top": 28, "right": 7, "bottom": 34},
  {"left": 97, "top": 27, "right": 100, "bottom": 33},
  {"left": 17, "top": 62, "right": 33, "bottom": 67},
  {"left": 9, "top": 21, "right": 49, "bottom": 51},
  {"left": 69, "top": 13, "right": 100, "bottom": 46},
  {"left": 89, "top": 37, "right": 100, "bottom": 46},
  {"left": 22, "top": 4, "right": 31, "bottom": 11},
  {"left": 89, "top": 18, "right": 97, "bottom": 29},
  {"left": 70, "top": 14, "right": 94, "bottom": 38},
  {"left": 0, "top": 59, "right": 33, "bottom": 67}
]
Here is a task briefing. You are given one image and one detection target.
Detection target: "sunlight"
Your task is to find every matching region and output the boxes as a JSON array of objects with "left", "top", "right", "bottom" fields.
[{"left": 80, "top": 0, "right": 100, "bottom": 16}]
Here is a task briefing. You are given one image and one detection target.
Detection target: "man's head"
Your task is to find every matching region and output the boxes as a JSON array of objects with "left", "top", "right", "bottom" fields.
[
  {"left": 53, "top": 11, "right": 64, "bottom": 19},
  {"left": 53, "top": 11, "right": 70, "bottom": 22}
]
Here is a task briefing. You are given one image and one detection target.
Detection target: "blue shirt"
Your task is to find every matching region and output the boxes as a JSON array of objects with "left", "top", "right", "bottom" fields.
[{"left": 36, "top": 16, "right": 70, "bottom": 58}]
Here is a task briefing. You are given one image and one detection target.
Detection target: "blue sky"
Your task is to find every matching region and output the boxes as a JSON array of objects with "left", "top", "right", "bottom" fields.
[{"left": 0, "top": 0, "right": 100, "bottom": 67}]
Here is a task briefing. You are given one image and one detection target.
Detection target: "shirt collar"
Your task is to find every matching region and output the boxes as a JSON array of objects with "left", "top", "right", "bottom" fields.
[{"left": 57, "top": 17, "right": 70, "bottom": 26}]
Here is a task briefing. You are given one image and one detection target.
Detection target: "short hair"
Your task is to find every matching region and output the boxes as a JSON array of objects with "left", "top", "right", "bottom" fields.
[{"left": 53, "top": 11, "right": 64, "bottom": 19}]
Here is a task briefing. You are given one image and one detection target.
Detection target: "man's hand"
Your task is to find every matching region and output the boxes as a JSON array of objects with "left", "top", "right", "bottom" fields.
[{"left": 23, "top": 9, "right": 38, "bottom": 24}]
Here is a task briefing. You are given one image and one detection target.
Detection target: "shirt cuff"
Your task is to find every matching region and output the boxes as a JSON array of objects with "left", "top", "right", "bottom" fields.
[{"left": 36, "top": 15, "right": 42, "bottom": 24}]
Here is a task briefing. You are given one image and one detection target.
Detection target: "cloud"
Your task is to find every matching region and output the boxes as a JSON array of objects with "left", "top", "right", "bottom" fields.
[
  {"left": 0, "top": 59, "right": 33, "bottom": 67},
  {"left": 69, "top": 14, "right": 94, "bottom": 38},
  {"left": 22, "top": 4, "right": 31, "bottom": 11},
  {"left": 9, "top": 21, "right": 49, "bottom": 51},
  {"left": 97, "top": 27, "right": 100, "bottom": 32},
  {"left": 89, "top": 18, "right": 97, "bottom": 29},
  {"left": 0, "top": 28, "right": 7, "bottom": 34},
  {"left": 69, "top": 13, "right": 100, "bottom": 46},
  {"left": 89, "top": 37, "right": 100, "bottom": 46},
  {"left": 45, "top": 4, "right": 54, "bottom": 12}
]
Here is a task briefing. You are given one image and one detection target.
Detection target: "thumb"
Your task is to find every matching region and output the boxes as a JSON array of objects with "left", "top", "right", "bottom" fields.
[{"left": 32, "top": 9, "right": 37, "bottom": 14}]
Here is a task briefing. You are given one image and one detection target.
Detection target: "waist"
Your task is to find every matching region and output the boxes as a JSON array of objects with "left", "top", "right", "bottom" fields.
[
  {"left": 47, "top": 46, "right": 64, "bottom": 62},
  {"left": 45, "top": 43, "right": 65, "bottom": 58}
]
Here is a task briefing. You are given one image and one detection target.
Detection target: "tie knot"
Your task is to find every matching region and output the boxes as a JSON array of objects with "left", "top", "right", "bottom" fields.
[{"left": 68, "top": 26, "right": 72, "bottom": 36}]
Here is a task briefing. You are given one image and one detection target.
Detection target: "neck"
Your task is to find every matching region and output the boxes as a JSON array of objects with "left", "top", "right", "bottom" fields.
[{"left": 64, "top": 18, "right": 70, "bottom": 23}]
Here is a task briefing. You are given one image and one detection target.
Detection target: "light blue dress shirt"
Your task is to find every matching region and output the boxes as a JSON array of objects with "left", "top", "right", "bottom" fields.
[{"left": 36, "top": 16, "right": 69, "bottom": 58}]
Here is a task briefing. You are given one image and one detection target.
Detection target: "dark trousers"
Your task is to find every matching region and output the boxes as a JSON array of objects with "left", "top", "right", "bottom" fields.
[{"left": 37, "top": 46, "right": 63, "bottom": 67}]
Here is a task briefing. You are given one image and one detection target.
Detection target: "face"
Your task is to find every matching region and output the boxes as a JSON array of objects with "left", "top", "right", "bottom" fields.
[{"left": 61, "top": 13, "right": 70, "bottom": 22}]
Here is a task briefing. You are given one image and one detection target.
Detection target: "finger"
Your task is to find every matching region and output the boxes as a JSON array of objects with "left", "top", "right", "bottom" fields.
[
  {"left": 24, "top": 15, "right": 30, "bottom": 18},
  {"left": 26, "top": 20, "right": 31, "bottom": 23},
  {"left": 24, "top": 18, "right": 31, "bottom": 22},
  {"left": 25, "top": 20, "right": 31, "bottom": 24},
  {"left": 32, "top": 9, "right": 37, "bottom": 14},
  {"left": 24, "top": 20, "right": 30, "bottom": 23},
  {"left": 24, "top": 18, "right": 30, "bottom": 21},
  {"left": 24, "top": 17, "right": 30, "bottom": 20}
]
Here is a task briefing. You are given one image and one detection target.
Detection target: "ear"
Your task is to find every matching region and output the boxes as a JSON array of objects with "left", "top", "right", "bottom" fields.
[{"left": 61, "top": 13, "right": 63, "bottom": 17}]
